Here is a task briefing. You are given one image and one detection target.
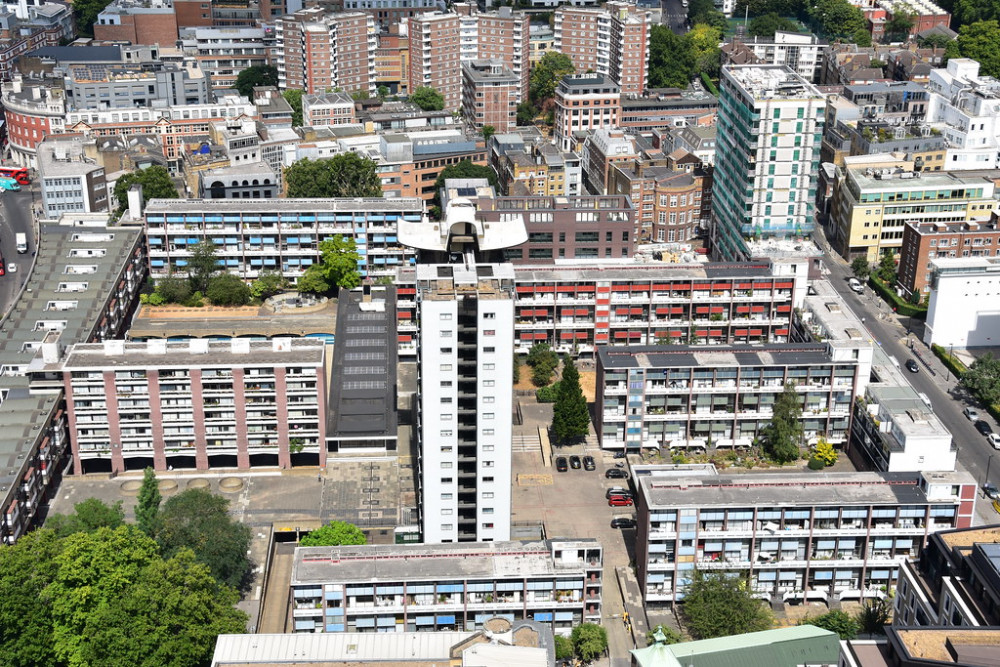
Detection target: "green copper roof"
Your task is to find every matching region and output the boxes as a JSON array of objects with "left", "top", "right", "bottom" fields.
[{"left": 632, "top": 625, "right": 840, "bottom": 667}]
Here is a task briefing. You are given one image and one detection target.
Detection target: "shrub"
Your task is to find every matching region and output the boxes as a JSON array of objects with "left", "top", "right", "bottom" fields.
[
  {"left": 183, "top": 291, "right": 205, "bottom": 308},
  {"left": 536, "top": 382, "right": 561, "bottom": 403},
  {"left": 868, "top": 276, "right": 927, "bottom": 319},
  {"left": 807, "top": 457, "right": 826, "bottom": 470}
]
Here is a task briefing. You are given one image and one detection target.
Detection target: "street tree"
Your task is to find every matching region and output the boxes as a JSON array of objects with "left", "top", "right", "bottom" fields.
[
  {"left": 135, "top": 467, "right": 161, "bottom": 537},
  {"left": 410, "top": 86, "right": 445, "bottom": 111},
  {"left": 155, "top": 488, "right": 253, "bottom": 591},
  {"left": 207, "top": 273, "right": 252, "bottom": 306},
  {"left": 760, "top": 382, "right": 803, "bottom": 463},
  {"left": 800, "top": 610, "right": 859, "bottom": 639},
  {"left": 851, "top": 256, "right": 871, "bottom": 281},
  {"left": 551, "top": 358, "right": 591, "bottom": 445},
  {"left": 296, "top": 235, "right": 362, "bottom": 296},
  {"left": 875, "top": 251, "right": 898, "bottom": 283},
  {"left": 570, "top": 623, "right": 608, "bottom": 662},
  {"left": 300, "top": 521, "right": 367, "bottom": 547},
  {"left": 285, "top": 154, "right": 383, "bottom": 198},
  {"left": 680, "top": 570, "right": 774, "bottom": 639},
  {"left": 961, "top": 353, "right": 1000, "bottom": 405},
  {"left": 187, "top": 240, "right": 221, "bottom": 293},
  {"left": 233, "top": 65, "right": 278, "bottom": 97},
  {"left": 529, "top": 52, "right": 575, "bottom": 107},
  {"left": 113, "top": 165, "right": 178, "bottom": 214},
  {"left": 282, "top": 89, "right": 304, "bottom": 126}
]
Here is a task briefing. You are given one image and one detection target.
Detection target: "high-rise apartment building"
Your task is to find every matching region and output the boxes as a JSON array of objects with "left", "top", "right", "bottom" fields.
[
  {"left": 463, "top": 5, "right": 530, "bottom": 102},
  {"left": 711, "top": 65, "right": 826, "bottom": 260},
  {"left": 462, "top": 59, "right": 519, "bottom": 131},
  {"left": 275, "top": 7, "right": 376, "bottom": 96},
  {"left": 553, "top": 1, "right": 649, "bottom": 96},
  {"left": 408, "top": 12, "right": 462, "bottom": 110},
  {"left": 416, "top": 261, "right": 516, "bottom": 544},
  {"left": 553, "top": 75, "right": 621, "bottom": 152}
]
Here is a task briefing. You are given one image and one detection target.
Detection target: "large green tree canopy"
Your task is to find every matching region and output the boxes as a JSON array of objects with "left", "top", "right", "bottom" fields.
[
  {"left": 946, "top": 21, "right": 1000, "bottom": 77},
  {"left": 233, "top": 65, "right": 279, "bottom": 97},
  {"left": 113, "top": 165, "right": 178, "bottom": 213},
  {"left": 285, "top": 154, "right": 384, "bottom": 198},
  {"left": 529, "top": 51, "right": 575, "bottom": 108}
]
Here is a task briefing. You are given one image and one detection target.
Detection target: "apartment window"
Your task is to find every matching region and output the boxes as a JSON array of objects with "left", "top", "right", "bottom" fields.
[
  {"left": 482, "top": 523, "right": 494, "bottom": 529},
  {"left": 441, "top": 446, "right": 453, "bottom": 452},
  {"left": 441, "top": 397, "right": 453, "bottom": 404},
  {"left": 440, "top": 364, "right": 452, "bottom": 371},
  {"left": 441, "top": 380, "right": 453, "bottom": 387},
  {"left": 440, "top": 347, "right": 453, "bottom": 354},
  {"left": 440, "top": 313, "right": 452, "bottom": 320},
  {"left": 441, "top": 493, "right": 453, "bottom": 500},
  {"left": 483, "top": 492, "right": 495, "bottom": 499},
  {"left": 483, "top": 380, "right": 495, "bottom": 387},
  {"left": 441, "top": 462, "right": 453, "bottom": 469},
  {"left": 483, "top": 363, "right": 496, "bottom": 370},
  {"left": 440, "top": 430, "right": 453, "bottom": 437},
  {"left": 483, "top": 428, "right": 495, "bottom": 436},
  {"left": 483, "top": 508, "right": 494, "bottom": 514},
  {"left": 442, "top": 509, "right": 453, "bottom": 515},
  {"left": 441, "top": 524, "right": 454, "bottom": 530},
  {"left": 440, "top": 330, "right": 452, "bottom": 338},
  {"left": 440, "top": 414, "right": 453, "bottom": 421},
  {"left": 441, "top": 477, "right": 453, "bottom": 484},
  {"left": 483, "top": 330, "right": 495, "bottom": 336},
  {"left": 483, "top": 445, "right": 495, "bottom": 451},
  {"left": 483, "top": 413, "right": 495, "bottom": 420},
  {"left": 483, "top": 312, "right": 496, "bottom": 319},
  {"left": 483, "top": 397, "right": 495, "bottom": 403}
]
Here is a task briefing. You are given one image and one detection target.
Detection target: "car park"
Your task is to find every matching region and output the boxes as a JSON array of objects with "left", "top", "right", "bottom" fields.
[
  {"left": 606, "top": 487, "right": 631, "bottom": 499},
  {"left": 555, "top": 457, "right": 568, "bottom": 472},
  {"left": 569, "top": 455, "right": 582, "bottom": 469},
  {"left": 964, "top": 407, "right": 980, "bottom": 421},
  {"left": 605, "top": 468, "right": 629, "bottom": 479},
  {"left": 583, "top": 455, "right": 595, "bottom": 471},
  {"left": 976, "top": 420, "right": 994, "bottom": 436},
  {"left": 989, "top": 434, "right": 1000, "bottom": 450},
  {"left": 608, "top": 496, "right": 634, "bottom": 507},
  {"left": 610, "top": 517, "right": 636, "bottom": 529},
  {"left": 905, "top": 359, "right": 919, "bottom": 373}
]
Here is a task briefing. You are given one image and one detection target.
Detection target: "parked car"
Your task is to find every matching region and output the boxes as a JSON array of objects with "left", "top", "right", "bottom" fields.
[
  {"left": 905, "top": 359, "right": 919, "bottom": 373},
  {"left": 582, "top": 455, "right": 596, "bottom": 471},
  {"left": 608, "top": 496, "right": 634, "bottom": 507},
  {"left": 569, "top": 455, "right": 582, "bottom": 469},
  {"left": 606, "top": 487, "right": 631, "bottom": 499},
  {"left": 989, "top": 433, "right": 1000, "bottom": 450},
  {"left": 7, "top": 263, "right": 16, "bottom": 274},
  {"left": 964, "top": 407, "right": 980, "bottom": 422},
  {"left": 848, "top": 277, "right": 864, "bottom": 294},
  {"left": 610, "top": 517, "right": 636, "bottom": 529},
  {"left": 984, "top": 482, "right": 1000, "bottom": 499},
  {"left": 555, "top": 457, "right": 568, "bottom": 472},
  {"left": 976, "top": 420, "right": 994, "bottom": 436},
  {"left": 605, "top": 468, "right": 629, "bottom": 479},
  {"left": 613, "top": 450, "right": 627, "bottom": 459}
]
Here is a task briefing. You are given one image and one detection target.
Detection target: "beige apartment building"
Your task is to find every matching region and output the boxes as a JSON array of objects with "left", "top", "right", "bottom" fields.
[{"left": 276, "top": 8, "right": 377, "bottom": 96}]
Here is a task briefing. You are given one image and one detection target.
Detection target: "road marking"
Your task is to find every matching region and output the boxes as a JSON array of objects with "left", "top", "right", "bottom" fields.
[{"left": 516, "top": 473, "right": 553, "bottom": 486}]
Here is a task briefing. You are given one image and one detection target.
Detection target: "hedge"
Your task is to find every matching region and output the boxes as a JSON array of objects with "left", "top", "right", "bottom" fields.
[
  {"left": 700, "top": 73, "right": 720, "bottom": 96},
  {"left": 868, "top": 276, "right": 927, "bottom": 319},
  {"left": 931, "top": 344, "right": 967, "bottom": 379}
]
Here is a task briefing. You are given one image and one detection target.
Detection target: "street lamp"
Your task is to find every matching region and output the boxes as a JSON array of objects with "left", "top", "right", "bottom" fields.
[{"left": 986, "top": 454, "right": 995, "bottom": 489}]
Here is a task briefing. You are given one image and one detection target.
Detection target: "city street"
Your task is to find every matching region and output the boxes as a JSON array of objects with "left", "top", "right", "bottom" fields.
[
  {"left": 0, "top": 187, "right": 36, "bottom": 318},
  {"left": 821, "top": 251, "right": 1000, "bottom": 523},
  {"left": 660, "top": 0, "right": 688, "bottom": 33}
]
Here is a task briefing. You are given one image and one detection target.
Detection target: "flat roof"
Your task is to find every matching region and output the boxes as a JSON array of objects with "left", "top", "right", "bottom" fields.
[
  {"left": 597, "top": 343, "right": 837, "bottom": 370},
  {"left": 328, "top": 288, "right": 397, "bottom": 440},
  {"left": 894, "top": 628, "right": 1000, "bottom": 664},
  {"left": 144, "top": 198, "right": 424, "bottom": 214},
  {"left": 638, "top": 470, "right": 969, "bottom": 509},
  {"left": 511, "top": 261, "right": 775, "bottom": 283},
  {"left": 416, "top": 263, "right": 516, "bottom": 300},
  {"left": 724, "top": 65, "right": 824, "bottom": 101},
  {"left": 212, "top": 632, "right": 474, "bottom": 665},
  {"left": 54, "top": 338, "right": 325, "bottom": 370},
  {"left": 291, "top": 539, "right": 600, "bottom": 585}
]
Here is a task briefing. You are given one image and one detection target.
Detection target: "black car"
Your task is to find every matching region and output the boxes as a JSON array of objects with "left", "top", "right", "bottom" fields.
[
  {"left": 976, "top": 420, "right": 994, "bottom": 436},
  {"left": 569, "top": 455, "right": 582, "bottom": 469},
  {"left": 612, "top": 450, "right": 627, "bottom": 459},
  {"left": 583, "top": 455, "right": 596, "bottom": 471},
  {"left": 611, "top": 517, "right": 636, "bottom": 529},
  {"left": 555, "top": 457, "right": 568, "bottom": 472},
  {"left": 905, "top": 359, "right": 919, "bottom": 373},
  {"left": 605, "top": 468, "right": 629, "bottom": 479}
]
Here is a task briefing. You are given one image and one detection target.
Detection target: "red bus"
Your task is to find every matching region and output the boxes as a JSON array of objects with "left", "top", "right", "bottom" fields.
[{"left": 0, "top": 167, "right": 29, "bottom": 185}]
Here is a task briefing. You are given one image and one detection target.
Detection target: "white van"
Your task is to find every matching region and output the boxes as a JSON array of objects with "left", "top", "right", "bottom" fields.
[{"left": 918, "top": 392, "right": 932, "bottom": 410}]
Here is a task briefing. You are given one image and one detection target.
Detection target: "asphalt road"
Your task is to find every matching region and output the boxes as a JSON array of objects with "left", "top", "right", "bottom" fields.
[
  {"left": 661, "top": 0, "right": 689, "bottom": 33},
  {"left": 821, "top": 252, "right": 1000, "bottom": 520},
  {"left": 0, "top": 187, "right": 35, "bottom": 318}
]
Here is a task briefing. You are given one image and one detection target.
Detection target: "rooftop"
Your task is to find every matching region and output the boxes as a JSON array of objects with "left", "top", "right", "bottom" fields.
[
  {"left": 416, "top": 262, "right": 517, "bottom": 301},
  {"left": 930, "top": 256, "right": 1000, "bottom": 274},
  {"left": 52, "top": 338, "right": 325, "bottom": 371},
  {"left": 510, "top": 261, "right": 775, "bottom": 283},
  {"left": 725, "top": 65, "right": 824, "bottom": 101},
  {"left": 291, "top": 539, "right": 600, "bottom": 585},
  {"left": 894, "top": 629, "right": 1000, "bottom": 664},
  {"left": 597, "top": 343, "right": 838, "bottom": 371},
  {"left": 144, "top": 198, "right": 425, "bottom": 214}
]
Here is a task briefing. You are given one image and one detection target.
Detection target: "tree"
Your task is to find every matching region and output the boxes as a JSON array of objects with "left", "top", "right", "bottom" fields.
[
  {"left": 433, "top": 160, "right": 499, "bottom": 209},
  {"left": 300, "top": 521, "right": 367, "bottom": 547},
  {"left": 875, "top": 250, "right": 897, "bottom": 283},
  {"left": 297, "top": 235, "right": 362, "bottom": 296},
  {"left": 113, "top": 165, "right": 178, "bottom": 213},
  {"left": 551, "top": 358, "right": 591, "bottom": 445},
  {"left": 285, "top": 154, "right": 383, "bottom": 198},
  {"left": 135, "top": 467, "right": 161, "bottom": 537},
  {"left": 952, "top": 0, "right": 1000, "bottom": 28},
  {"left": 570, "top": 623, "right": 608, "bottom": 662},
  {"left": 813, "top": 438, "right": 838, "bottom": 466},
  {"left": 760, "top": 382, "right": 803, "bottom": 463},
  {"left": 884, "top": 10, "right": 915, "bottom": 41},
  {"left": 689, "top": 0, "right": 728, "bottom": 30},
  {"left": 207, "top": 273, "right": 252, "bottom": 306},
  {"left": 554, "top": 635, "right": 574, "bottom": 660},
  {"left": 918, "top": 32, "right": 954, "bottom": 48},
  {"left": 0, "top": 530, "right": 63, "bottom": 665},
  {"left": 689, "top": 23, "right": 724, "bottom": 78},
  {"left": 410, "top": 86, "right": 445, "bottom": 111},
  {"left": 800, "top": 610, "right": 859, "bottom": 640},
  {"left": 233, "top": 65, "right": 278, "bottom": 97},
  {"left": 482, "top": 125, "right": 496, "bottom": 143},
  {"left": 250, "top": 270, "right": 288, "bottom": 299},
  {"left": 155, "top": 488, "right": 253, "bottom": 591},
  {"left": 156, "top": 274, "right": 193, "bottom": 304},
  {"left": 526, "top": 342, "right": 559, "bottom": 387},
  {"left": 648, "top": 24, "right": 697, "bottom": 89},
  {"left": 948, "top": 21, "right": 1000, "bottom": 77},
  {"left": 680, "top": 571, "right": 774, "bottom": 639},
  {"left": 517, "top": 101, "right": 537, "bottom": 126},
  {"left": 529, "top": 51, "right": 575, "bottom": 107},
  {"left": 748, "top": 12, "right": 800, "bottom": 36},
  {"left": 851, "top": 256, "right": 871, "bottom": 281},
  {"left": 856, "top": 596, "right": 892, "bottom": 635},
  {"left": 282, "top": 89, "right": 304, "bottom": 126},
  {"left": 961, "top": 353, "right": 1000, "bottom": 405},
  {"left": 72, "top": 0, "right": 116, "bottom": 36},
  {"left": 45, "top": 498, "right": 125, "bottom": 538},
  {"left": 807, "top": 0, "right": 868, "bottom": 40},
  {"left": 187, "top": 240, "right": 221, "bottom": 293},
  {"left": 646, "top": 624, "right": 683, "bottom": 645}
]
